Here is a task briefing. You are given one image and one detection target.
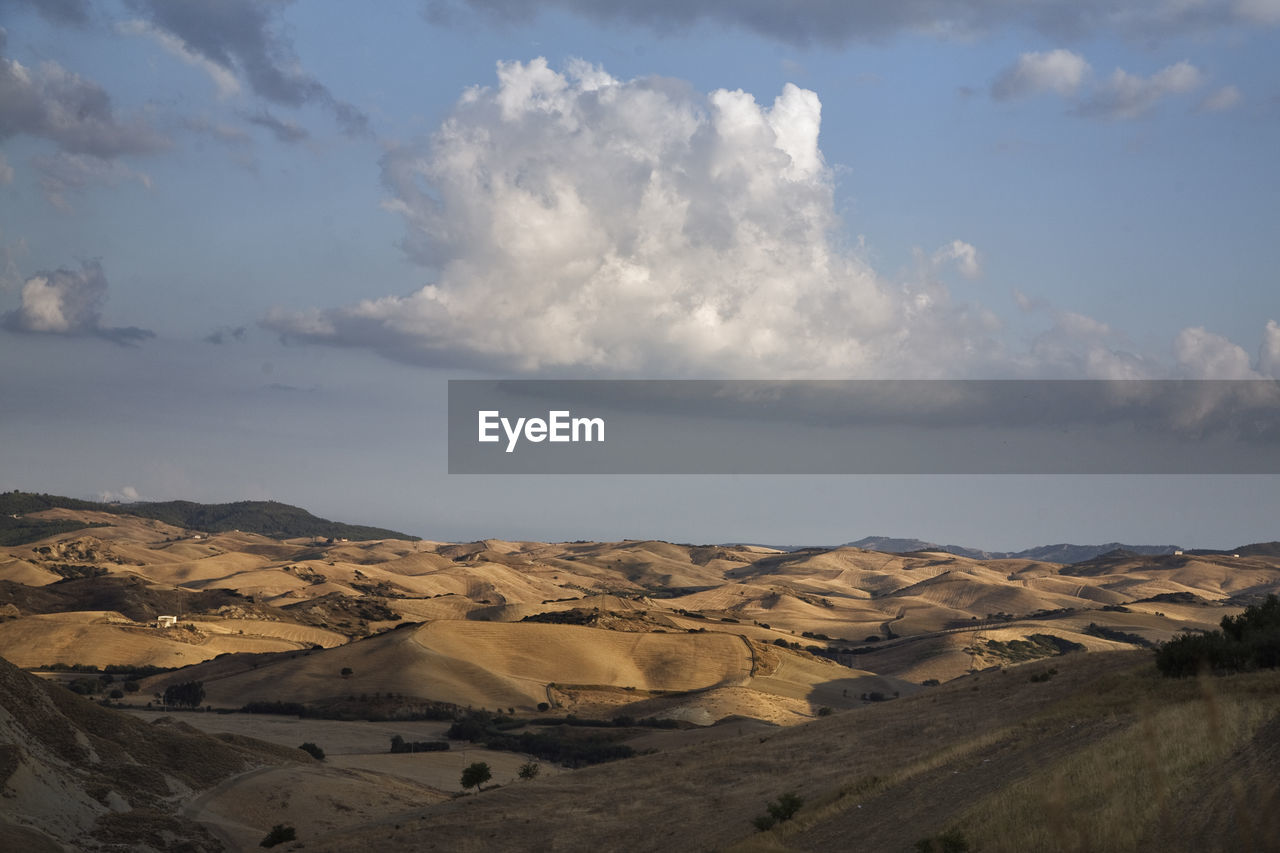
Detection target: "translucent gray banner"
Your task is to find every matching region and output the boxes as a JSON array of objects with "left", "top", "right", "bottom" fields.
[{"left": 447, "top": 380, "right": 1280, "bottom": 474}]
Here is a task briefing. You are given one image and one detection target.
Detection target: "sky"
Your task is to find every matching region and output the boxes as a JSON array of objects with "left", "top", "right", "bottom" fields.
[{"left": 1, "top": 0, "right": 1278, "bottom": 549}]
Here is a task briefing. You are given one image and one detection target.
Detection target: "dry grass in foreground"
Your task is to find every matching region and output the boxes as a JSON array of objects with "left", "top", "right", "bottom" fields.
[{"left": 295, "top": 651, "right": 1278, "bottom": 853}]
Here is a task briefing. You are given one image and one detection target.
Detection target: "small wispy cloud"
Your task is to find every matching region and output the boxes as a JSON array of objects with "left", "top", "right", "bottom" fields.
[
  {"left": 242, "top": 109, "right": 309, "bottom": 144},
  {"left": 992, "top": 51, "right": 1212, "bottom": 120},
  {"left": 991, "top": 49, "right": 1090, "bottom": 100},
  {"left": 1075, "top": 61, "right": 1203, "bottom": 120},
  {"left": 1198, "top": 84, "right": 1242, "bottom": 112},
  {"left": 118, "top": 19, "right": 241, "bottom": 99},
  {"left": 205, "top": 325, "right": 248, "bottom": 345}
]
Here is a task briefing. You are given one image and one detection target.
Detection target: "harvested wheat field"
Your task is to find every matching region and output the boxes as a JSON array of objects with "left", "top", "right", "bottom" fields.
[
  {"left": 0, "top": 611, "right": 331, "bottom": 669},
  {"left": 167, "top": 620, "right": 767, "bottom": 711}
]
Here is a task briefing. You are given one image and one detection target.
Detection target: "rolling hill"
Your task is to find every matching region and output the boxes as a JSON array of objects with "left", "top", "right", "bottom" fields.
[
  {"left": 0, "top": 493, "right": 1278, "bottom": 850},
  {"left": 0, "top": 491, "right": 416, "bottom": 543}
]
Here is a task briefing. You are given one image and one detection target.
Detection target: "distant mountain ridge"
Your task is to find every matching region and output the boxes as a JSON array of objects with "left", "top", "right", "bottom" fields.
[
  {"left": 0, "top": 491, "right": 418, "bottom": 542},
  {"left": 844, "top": 536, "right": 1183, "bottom": 564}
]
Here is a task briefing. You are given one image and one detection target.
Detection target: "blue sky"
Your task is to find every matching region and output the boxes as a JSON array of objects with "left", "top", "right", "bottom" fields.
[{"left": 1, "top": 0, "right": 1277, "bottom": 548}]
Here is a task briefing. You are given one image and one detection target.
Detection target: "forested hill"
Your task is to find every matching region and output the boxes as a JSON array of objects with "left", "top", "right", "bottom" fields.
[{"left": 0, "top": 492, "right": 418, "bottom": 542}]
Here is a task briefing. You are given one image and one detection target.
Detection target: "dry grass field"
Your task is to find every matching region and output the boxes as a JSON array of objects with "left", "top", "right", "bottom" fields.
[{"left": 276, "top": 651, "right": 1276, "bottom": 853}]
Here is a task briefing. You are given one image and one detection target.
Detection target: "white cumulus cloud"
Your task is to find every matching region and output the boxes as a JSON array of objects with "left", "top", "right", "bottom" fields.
[
  {"left": 1174, "top": 326, "right": 1259, "bottom": 378},
  {"left": 2, "top": 260, "right": 154, "bottom": 344},
  {"left": 933, "top": 240, "right": 983, "bottom": 279},
  {"left": 267, "top": 59, "right": 1005, "bottom": 377},
  {"left": 1258, "top": 319, "right": 1280, "bottom": 378},
  {"left": 264, "top": 59, "right": 1276, "bottom": 384}
]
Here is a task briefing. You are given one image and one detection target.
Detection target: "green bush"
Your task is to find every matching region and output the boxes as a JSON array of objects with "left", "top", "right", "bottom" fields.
[{"left": 299, "top": 742, "right": 325, "bottom": 761}]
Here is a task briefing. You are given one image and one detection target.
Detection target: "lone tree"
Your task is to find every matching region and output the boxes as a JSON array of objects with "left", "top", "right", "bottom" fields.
[
  {"left": 518, "top": 761, "right": 540, "bottom": 781},
  {"left": 461, "top": 761, "right": 492, "bottom": 792}
]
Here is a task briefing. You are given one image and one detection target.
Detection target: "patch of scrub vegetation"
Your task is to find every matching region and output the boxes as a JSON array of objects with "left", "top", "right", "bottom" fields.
[
  {"left": 1084, "top": 623, "right": 1156, "bottom": 648},
  {"left": 259, "top": 824, "right": 296, "bottom": 848},
  {"left": 389, "top": 734, "right": 448, "bottom": 753},
  {"left": 240, "top": 696, "right": 459, "bottom": 722},
  {"left": 0, "top": 516, "right": 110, "bottom": 546},
  {"left": 971, "top": 634, "right": 1084, "bottom": 663},
  {"left": 446, "top": 710, "right": 639, "bottom": 767},
  {"left": 1156, "top": 594, "right": 1280, "bottom": 676},
  {"left": 752, "top": 791, "right": 803, "bottom": 831}
]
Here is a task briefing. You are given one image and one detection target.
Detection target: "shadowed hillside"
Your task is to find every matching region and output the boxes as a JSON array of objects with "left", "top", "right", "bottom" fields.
[
  {"left": 0, "top": 655, "right": 304, "bottom": 851},
  {"left": 301, "top": 651, "right": 1280, "bottom": 853}
]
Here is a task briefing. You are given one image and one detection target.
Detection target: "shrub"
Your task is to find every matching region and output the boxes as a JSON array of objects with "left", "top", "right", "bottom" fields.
[
  {"left": 260, "top": 824, "right": 296, "bottom": 848},
  {"left": 753, "top": 791, "right": 803, "bottom": 831},
  {"left": 68, "top": 678, "right": 99, "bottom": 695},
  {"left": 340, "top": 667, "right": 353, "bottom": 677},
  {"left": 817, "top": 706, "right": 833, "bottom": 716},
  {"left": 752, "top": 814, "right": 777, "bottom": 831},
  {"left": 915, "top": 829, "right": 970, "bottom": 852},
  {"left": 537, "top": 702, "right": 550, "bottom": 712},
  {"left": 518, "top": 761, "right": 540, "bottom": 780},
  {"left": 299, "top": 742, "right": 325, "bottom": 760}
]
